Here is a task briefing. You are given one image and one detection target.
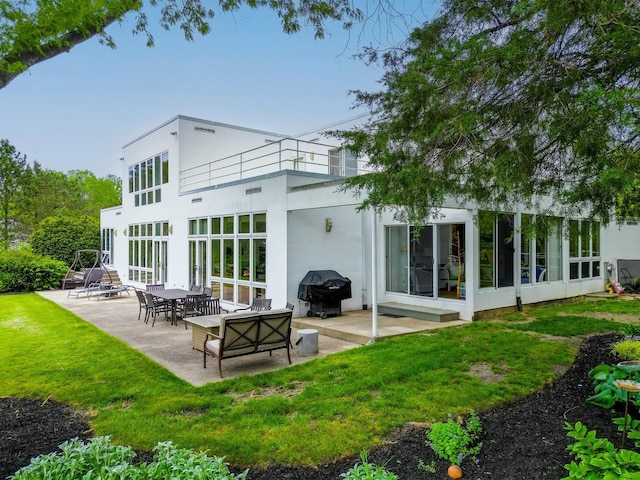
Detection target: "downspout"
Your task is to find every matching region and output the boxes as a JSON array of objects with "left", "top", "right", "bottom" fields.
[
  {"left": 515, "top": 209, "right": 523, "bottom": 311},
  {"left": 361, "top": 208, "right": 368, "bottom": 310},
  {"left": 369, "top": 208, "right": 379, "bottom": 343}
]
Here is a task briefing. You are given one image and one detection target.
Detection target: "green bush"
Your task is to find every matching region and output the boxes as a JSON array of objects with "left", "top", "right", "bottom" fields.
[
  {"left": 563, "top": 419, "right": 640, "bottom": 479},
  {"left": 29, "top": 215, "right": 100, "bottom": 266},
  {"left": 612, "top": 340, "right": 640, "bottom": 361},
  {"left": 587, "top": 363, "right": 640, "bottom": 410},
  {"left": 0, "top": 247, "right": 67, "bottom": 293},
  {"left": 11, "top": 436, "right": 248, "bottom": 480},
  {"left": 426, "top": 412, "right": 482, "bottom": 466}
]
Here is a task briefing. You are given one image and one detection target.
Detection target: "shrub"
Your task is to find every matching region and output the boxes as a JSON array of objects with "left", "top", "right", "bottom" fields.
[
  {"left": 587, "top": 363, "right": 640, "bottom": 410},
  {"left": 563, "top": 419, "right": 640, "bottom": 479},
  {"left": 0, "top": 247, "right": 67, "bottom": 293},
  {"left": 10, "top": 436, "right": 248, "bottom": 480},
  {"left": 426, "top": 411, "right": 482, "bottom": 466},
  {"left": 612, "top": 340, "right": 640, "bottom": 361},
  {"left": 29, "top": 215, "right": 100, "bottom": 266},
  {"left": 341, "top": 451, "right": 398, "bottom": 480}
]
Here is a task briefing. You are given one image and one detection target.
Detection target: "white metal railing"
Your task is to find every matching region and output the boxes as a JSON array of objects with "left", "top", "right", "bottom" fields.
[{"left": 179, "top": 138, "right": 370, "bottom": 192}]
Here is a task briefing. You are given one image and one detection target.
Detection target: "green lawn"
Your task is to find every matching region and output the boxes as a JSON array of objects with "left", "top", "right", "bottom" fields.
[{"left": 1, "top": 293, "right": 637, "bottom": 466}]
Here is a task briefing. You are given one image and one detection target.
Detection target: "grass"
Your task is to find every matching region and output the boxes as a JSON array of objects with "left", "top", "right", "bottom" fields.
[{"left": 1, "top": 293, "right": 639, "bottom": 467}]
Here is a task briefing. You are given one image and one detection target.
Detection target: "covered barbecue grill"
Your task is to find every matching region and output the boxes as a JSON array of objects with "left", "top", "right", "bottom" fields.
[{"left": 297, "top": 270, "right": 352, "bottom": 319}]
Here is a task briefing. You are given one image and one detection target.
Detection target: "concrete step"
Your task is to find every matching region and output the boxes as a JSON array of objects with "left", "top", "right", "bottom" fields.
[
  {"left": 292, "top": 318, "right": 372, "bottom": 344},
  {"left": 377, "top": 302, "right": 459, "bottom": 322}
]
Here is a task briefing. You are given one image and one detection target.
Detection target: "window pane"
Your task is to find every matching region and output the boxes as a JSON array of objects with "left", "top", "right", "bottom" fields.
[
  {"left": 535, "top": 218, "right": 547, "bottom": 281},
  {"left": 223, "top": 283, "right": 234, "bottom": 302},
  {"left": 128, "top": 166, "right": 134, "bottom": 193},
  {"left": 239, "top": 215, "right": 250, "bottom": 234},
  {"left": 238, "top": 285, "right": 250, "bottom": 305},
  {"left": 162, "top": 222, "right": 169, "bottom": 236},
  {"left": 189, "top": 219, "right": 197, "bottom": 235},
  {"left": 570, "top": 262, "right": 579, "bottom": 279},
  {"left": 497, "top": 214, "right": 514, "bottom": 287},
  {"left": 239, "top": 239, "right": 250, "bottom": 280},
  {"left": 520, "top": 214, "right": 532, "bottom": 283},
  {"left": 569, "top": 220, "right": 579, "bottom": 257},
  {"left": 253, "top": 287, "right": 266, "bottom": 300},
  {"left": 223, "top": 216, "right": 234, "bottom": 234},
  {"left": 211, "top": 217, "right": 221, "bottom": 235},
  {"left": 592, "top": 222, "right": 600, "bottom": 256},
  {"left": 548, "top": 217, "right": 563, "bottom": 281},
  {"left": 162, "top": 152, "right": 169, "bottom": 184},
  {"left": 253, "top": 213, "right": 266, "bottom": 233},
  {"left": 386, "top": 226, "right": 408, "bottom": 293},
  {"left": 155, "top": 188, "right": 161, "bottom": 202},
  {"left": 134, "top": 164, "right": 140, "bottom": 192},
  {"left": 199, "top": 218, "right": 208, "bottom": 235},
  {"left": 223, "top": 239, "right": 234, "bottom": 277},
  {"left": 581, "top": 221, "right": 590, "bottom": 257},
  {"left": 592, "top": 261, "right": 601, "bottom": 277},
  {"left": 155, "top": 156, "right": 161, "bottom": 185},
  {"left": 211, "top": 239, "right": 221, "bottom": 276},
  {"left": 134, "top": 194, "right": 140, "bottom": 207},
  {"left": 581, "top": 261, "right": 590, "bottom": 278},
  {"left": 479, "top": 212, "right": 495, "bottom": 288},
  {"left": 140, "top": 160, "right": 147, "bottom": 190},
  {"left": 253, "top": 239, "right": 266, "bottom": 282},
  {"left": 147, "top": 158, "right": 153, "bottom": 188}
]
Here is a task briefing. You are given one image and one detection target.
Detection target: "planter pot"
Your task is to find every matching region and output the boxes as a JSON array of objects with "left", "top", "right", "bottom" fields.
[{"left": 447, "top": 465, "right": 463, "bottom": 478}]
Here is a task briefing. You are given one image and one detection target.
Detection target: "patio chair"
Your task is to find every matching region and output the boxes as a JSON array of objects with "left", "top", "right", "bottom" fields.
[
  {"left": 199, "top": 297, "right": 226, "bottom": 316},
  {"left": 189, "top": 284, "right": 204, "bottom": 294},
  {"left": 135, "top": 289, "right": 152, "bottom": 321},
  {"left": 202, "top": 286, "right": 213, "bottom": 297},
  {"left": 234, "top": 298, "right": 272, "bottom": 312},
  {"left": 143, "top": 291, "right": 171, "bottom": 326},
  {"left": 177, "top": 294, "right": 204, "bottom": 328},
  {"left": 146, "top": 283, "right": 165, "bottom": 291}
]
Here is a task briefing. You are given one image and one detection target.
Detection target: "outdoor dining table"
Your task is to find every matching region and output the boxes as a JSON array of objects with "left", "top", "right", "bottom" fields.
[
  {"left": 184, "top": 314, "right": 221, "bottom": 351},
  {"left": 150, "top": 288, "right": 192, "bottom": 326}
]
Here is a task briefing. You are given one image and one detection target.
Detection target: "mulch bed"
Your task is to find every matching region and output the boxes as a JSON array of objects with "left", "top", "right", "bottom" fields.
[{"left": 1, "top": 333, "right": 635, "bottom": 479}]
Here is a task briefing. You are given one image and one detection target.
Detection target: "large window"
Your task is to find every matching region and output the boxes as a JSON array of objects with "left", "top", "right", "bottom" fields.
[
  {"left": 569, "top": 219, "right": 601, "bottom": 280},
  {"left": 128, "top": 221, "right": 169, "bottom": 284},
  {"left": 479, "top": 212, "right": 514, "bottom": 288},
  {"left": 520, "top": 215, "right": 562, "bottom": 283},
  {"left": 186, "top": 213, "right": 267, "bottom": 305},
  {"left": 385, "top": 223, "right": 465, "bottom": 299},
  {"left": 328, "top": 147, "right": 358, "bottom": 177},
  {"left": 128, "top": 152, "right": 169, "bottom": 207}
]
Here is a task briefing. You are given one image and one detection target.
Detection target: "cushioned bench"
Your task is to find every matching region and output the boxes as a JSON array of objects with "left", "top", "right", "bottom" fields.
[{"left": 203, "top": 308, "right": 293, "bottom": 378}]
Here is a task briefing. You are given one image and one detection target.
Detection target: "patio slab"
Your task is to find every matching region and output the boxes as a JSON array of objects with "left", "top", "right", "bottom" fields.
[{"left": 36, "top": 290, "right": 468, "bottom": 386}]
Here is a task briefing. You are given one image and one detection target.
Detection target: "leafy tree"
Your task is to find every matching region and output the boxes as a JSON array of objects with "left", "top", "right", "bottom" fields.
[
  {"left": 30, "top": 215, "right": 100, "bottom": 266},
  {"left": 0, "top": 0, "right": 363, "bottom": 89},
  {"left": 339, "top": 0, "right": 640, "bottom": 225},
  {"left": 17, "top": 162, "right": 83, "bottom": 238},
  {"left": 0, "top": 139, "right": 27, "bottom": 248},
  {"left": 69, "top": 170, "right": 122, "bottom": 216}
]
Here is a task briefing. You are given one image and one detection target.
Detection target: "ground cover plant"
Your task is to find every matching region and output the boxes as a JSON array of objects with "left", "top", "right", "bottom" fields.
[{"left": 2, "top": 294, "right": 640, "bottom": 478}]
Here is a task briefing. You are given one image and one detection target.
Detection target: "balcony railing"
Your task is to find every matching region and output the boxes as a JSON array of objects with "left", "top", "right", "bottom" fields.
[{"left": 179, "top": 138, "right": 369, "bottom": 192}]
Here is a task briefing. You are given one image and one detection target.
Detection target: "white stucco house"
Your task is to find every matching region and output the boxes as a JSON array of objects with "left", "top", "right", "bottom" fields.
[{"left": 100, "top": 115, "right": 640, "bottom": 321}]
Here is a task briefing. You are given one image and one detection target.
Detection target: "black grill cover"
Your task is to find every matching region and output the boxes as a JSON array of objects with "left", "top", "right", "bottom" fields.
[{"left": 297, "top": 270, "right": 352, "bottom": 302}]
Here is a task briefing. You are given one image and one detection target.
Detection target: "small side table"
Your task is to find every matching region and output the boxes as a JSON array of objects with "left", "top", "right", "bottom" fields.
[{"left": 185, "top": 315, "right": 222, "bottom": 352}]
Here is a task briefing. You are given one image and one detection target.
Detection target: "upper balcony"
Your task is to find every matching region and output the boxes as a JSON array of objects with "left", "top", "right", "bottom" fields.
[{"left": 179, "top": 138, "right": 370, "bottom": 193}]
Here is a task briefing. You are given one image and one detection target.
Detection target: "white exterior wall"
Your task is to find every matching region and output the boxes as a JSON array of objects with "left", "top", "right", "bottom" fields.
[{"left": 102, "top": 115, "right": 640, "bottom": 323}]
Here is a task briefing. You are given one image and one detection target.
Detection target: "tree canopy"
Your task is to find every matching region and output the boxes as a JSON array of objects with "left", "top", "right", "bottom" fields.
[
  {"left": 0, "top": 0, "right": 363, "bottom": 89},
  {"left": 339, "top": 0, "right": 640, "bottom": 225}
]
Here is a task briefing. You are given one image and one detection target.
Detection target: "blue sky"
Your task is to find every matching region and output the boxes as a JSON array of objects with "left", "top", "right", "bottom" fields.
[{"left": 0, "top": 1, "right": 439, "bottom": 177}]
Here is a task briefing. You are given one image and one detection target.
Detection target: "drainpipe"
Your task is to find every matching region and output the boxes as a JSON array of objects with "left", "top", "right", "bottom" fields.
[{"left": 369, "top": 208, "right": 379, "bottom": 343}]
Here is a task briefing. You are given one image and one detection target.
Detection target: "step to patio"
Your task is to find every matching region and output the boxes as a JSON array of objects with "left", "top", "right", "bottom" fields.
[{"left": 377, "top": 302, "right": 459, "bottom": 322}]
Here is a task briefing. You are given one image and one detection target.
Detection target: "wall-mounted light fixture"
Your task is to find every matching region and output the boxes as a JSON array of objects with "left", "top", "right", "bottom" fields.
[
  {"left": 123, "top": 229, "right": 127, "bottom": 236},
  {"left": 325, "top": 218, "right": 333, "bottom": 232},
  {"left": 170, "top": 131, "right": 178, "bottom": 136},
  {"left": 168, "top": 225, "right": 173, "bottom": 235}
]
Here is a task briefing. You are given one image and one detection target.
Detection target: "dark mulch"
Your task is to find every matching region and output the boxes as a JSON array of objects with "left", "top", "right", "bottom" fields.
[{"left": 1, "top": 333, "right": 635, "bottom": 479}]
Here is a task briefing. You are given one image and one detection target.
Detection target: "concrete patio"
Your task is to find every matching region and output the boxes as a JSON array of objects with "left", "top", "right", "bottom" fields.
[{"left": 37, "top": 289, "right": 467, "bottom": 387}]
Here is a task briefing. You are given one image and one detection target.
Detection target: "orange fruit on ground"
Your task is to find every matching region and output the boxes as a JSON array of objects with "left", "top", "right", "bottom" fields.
[{"left": 448, "top": 464, "right": 463, "bottom": 478}]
